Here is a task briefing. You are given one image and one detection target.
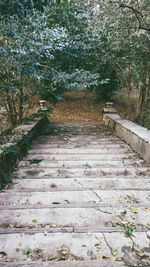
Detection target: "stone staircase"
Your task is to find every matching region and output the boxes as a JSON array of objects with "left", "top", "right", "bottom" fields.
[{"left": 0, "top": 122, "right": 150, "bottom": 267}]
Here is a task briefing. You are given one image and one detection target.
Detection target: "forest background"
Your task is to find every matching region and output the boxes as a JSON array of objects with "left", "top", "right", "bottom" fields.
[{"left": 0, "top": 0, "right": 150, "bottom": 131}]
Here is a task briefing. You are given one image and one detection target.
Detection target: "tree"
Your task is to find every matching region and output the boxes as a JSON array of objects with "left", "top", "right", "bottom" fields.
[
  {"left": 1, "top": 0, "right": 149, "bottom": 129},
  {"left": 0, "top": 1, "right": 101, "bottom": 126},
  {"left": 0, "top": 9, "right": 69, "bottom": 125},
  {"left": 81, "top": 0, "right": 150, "bottom": 126}
]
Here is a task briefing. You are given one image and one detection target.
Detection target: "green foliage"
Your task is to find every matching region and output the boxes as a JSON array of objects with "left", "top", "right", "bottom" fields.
[
  {"left": 5, "top": 146, "right": 17, "bottom": 156},
  {"left": 0, "top": 0, "right": 52, "bottom": 17},
  {"left": 96, "top": 66, "right": 120, "bottom": 101},
  {"left": 22, "top": 247, "right": 32, "bottom": 255},
  {"left": 1, "top": 0, "right": 102, "bottom": 126},
  {"left": 82, "top": 0, "right": 150, "bottom": 126},
  {"left": 29, "top": 159, "right": 43, "bottom": 164},
  {"left": 1, "top": 0, "right": 150, "bottom": 128},
  {"left": 25, "top": 170, "right": 39, "bottom": 176},
  {"left": 123, "top": 224, "right": 136, "bottom": 237}
]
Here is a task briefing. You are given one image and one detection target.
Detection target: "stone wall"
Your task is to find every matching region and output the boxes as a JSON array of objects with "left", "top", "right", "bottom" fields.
[
  {"left": 0, "top": 116, "right": 49, "bottom": 188},
  {"left": 103, "top": 114, "right": 150, "bottom": 165}
]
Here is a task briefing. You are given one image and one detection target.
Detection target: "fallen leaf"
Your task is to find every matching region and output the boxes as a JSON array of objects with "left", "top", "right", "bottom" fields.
[
  {"left": 44, "top": 230, "right": 48, "bottom": 236},
  {"left": 64, "top": 200, "right": 70, "bottom": 203},
  {"left": 127, "top": 195, "right": 141, "bottom": 203},
  {"left": 130, "top": 207, "right": 138, "bottom": 213},
  {"left": 115, "top": 209, "right": 127, "bottom": 217},
  {"left": 32, "top": 219, "right": 37, "bottom": 223},
  {"left": 94, "top": 243, "right": 101, "bottom": 249},
  {"left": 86, "top": 232, "right": 93, "bottom": 237},
  {"left": 0, "top": 251, "right": 7, "bottom": 258},
  {"left": 87, "top": 250, "right": 93, "bottom": 256},
  {"left": 51, "top": 184, "right": 57, "bottom": 188},
  {"left": 112, "top": 249, "right": 118, "bottom": 256},
  {"left": 102, "top": 255, "right": 116, "bottom": 261},
  {"left": 58, "top": 247, "right": 69, "bottom": 256},
  {"left": 61, "top": 250, "right": 67, "bottom": 255},
  {"left": 116, "top": 221, "right": 128, "bottom": 226},
  {"left": 48, "top": 256, "right": 57, "bottom": 261},
  {"left": 144, "top": 208, "right": 150, "bottom": 211},
  {"left": 94, "top": 199, "right": 101, "bottom": 203},
  {"left": 134, "top": 246, "right": 145, "bottom": 257},
  {"left": 51, "top": 224, "right": 57, "bottom": 228}
]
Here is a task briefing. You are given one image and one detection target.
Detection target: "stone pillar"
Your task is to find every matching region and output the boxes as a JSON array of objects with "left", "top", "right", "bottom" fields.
[
  {"left": 37, "top": 100, "right": 48, "bottom": 114},
  {"left": 103, "top": 102, "right": 117, "bottom": 114}
]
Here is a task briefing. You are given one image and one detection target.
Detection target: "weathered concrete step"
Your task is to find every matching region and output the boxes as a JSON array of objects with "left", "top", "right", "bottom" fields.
[
  {"left": 9, "top": 177, "right": 150, "bottom": 191},
  {"left": 14, "top": 176, "right": 150, "bottom": 181},
  {"left": 33, "top": 139, "right": 126, "bottom": 145},
  {"left": 35, "top": 132, "right": 114, "bottom": 136},
  {"left": 37, "top": 135, "right": 120, "bottom": 140},
  {"left": 31, "top": 144, "right": 129, "bottom": 149},
  {"left": 0, "top": 190, "right": 150, "bottom": 206},
  {"left": 23, "top": 153, "right": 138, "bottom": 161},
  {"left": 0, "top": 260, "right": 127, "bottom": 267},
  {"left": 34, "top": 134, "right": 123, "bottom": 139},
  {"left": 14, "top": 167, "right": 150, "bottom": 178},
  {"left": 1, "top": 203, "right": 150, "bottom": 210},
  {"left": 0, "top": 225, "right": 149, "bottom": 234},
  {"left": 0, "top": 207, "right": 149, "bottom": 229},
  {"left": 28, "top": 148, "right": 133, "bottom": 154},
  {"left": 43, "top": 132, "right": 111, "bottom": 136},
  {"left": 35, "top": 135, "right": 124, "bottom": 140},
  {"left": 18, "top": 159, "right": 145, "bottom": 168},
  {"left": 44, "top": 128, "right": 110, "bottom": 133},
  {"left": 0, "top": 232, "right": 149, "bottom": 263},
  {"left": 0, "top": 191, "right": 98, "bottom": 206}
]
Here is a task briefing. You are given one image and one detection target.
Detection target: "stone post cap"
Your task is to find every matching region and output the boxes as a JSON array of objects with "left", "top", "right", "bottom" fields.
[
  {"left": 38, "top": 100, "right": 48, "bottom": 113},
  {"left": 103, "top": 102, "right": 117, "bottom": 114},
  {"left": 39, "top": 100, "right": 46, "bottom": 104},
  {"left": 106, "top": 102, "right": 113, "bottom": 107}
]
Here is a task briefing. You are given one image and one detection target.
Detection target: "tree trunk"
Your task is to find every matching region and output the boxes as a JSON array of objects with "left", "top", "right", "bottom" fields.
[
  {"left": 19, "top": 74, "right": 24, "bottom": 123},
  {"left": 136, "top": 55, "right": 149, "bottom": 126},
  {"left": 5, "top": 90, "right": 16, "bottom": 126}
]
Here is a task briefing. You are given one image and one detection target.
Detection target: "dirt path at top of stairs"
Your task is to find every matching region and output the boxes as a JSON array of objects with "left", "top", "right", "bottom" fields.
[{"left": 48, "top": 91, "right": 104, "bottom": 124}]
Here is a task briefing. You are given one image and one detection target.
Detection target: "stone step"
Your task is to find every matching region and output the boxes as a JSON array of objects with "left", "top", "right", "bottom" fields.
[
  {"left": 0, "top": 260, "right": 127, "bottom": 267},
  {"left": 8, "top": 177, "right": 150, "bottom": 191},
  {"left": 0, "top": 190, "right": 150, "bottom": 206},
  {"left": 18, "top": 159, "right": 145, "bottom": 168},
  {"left": 0, "top": 203, "right": 150, "bottom": 210},
  {"left": 37, "top": 135, "right": 120, "bottom": 141},
  {"left": 48, "top": 130, "right": 111, "bottom": 134},
  {"left": 14, "top": 167, "right": 150, "bottom": 179},
  {"left": 23, "top": 153, "right": 138, "bottom": 161},
  {"left": 33, "top": 139, "right": 125, "bottom": 145},
  {"left": 31, "top": 144, "right": 129, "bottom": 150},
  {"left": 0, "top": 206, "right": 149, "bottom": 229},
  {"left": 0, "top": 121, "right": 149, "bottom": 267},
  {"left": 0, "top": 225, "right": 148, "bottom": 234},
  {"left": 27, "top": 148, "right": 133, "bottom": 155},
  {"left": 0, "top": 232, "right": 149, "bottom": 263},
  {"left": 42, "top": 131, "right": 111, "bottom": 136}
]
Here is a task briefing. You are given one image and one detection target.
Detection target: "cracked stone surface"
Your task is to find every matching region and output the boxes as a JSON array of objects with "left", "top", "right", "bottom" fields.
[{"left": 0, "top": 121, "right": 150, "bottom": 266}]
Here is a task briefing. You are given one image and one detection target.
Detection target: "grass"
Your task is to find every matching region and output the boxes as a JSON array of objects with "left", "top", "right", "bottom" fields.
[
  {"left": 25, "top": 170, "right": 39, "bottom": 176},
  {"left": 29, "top": 159, "right": 43, "bottom": 164}
]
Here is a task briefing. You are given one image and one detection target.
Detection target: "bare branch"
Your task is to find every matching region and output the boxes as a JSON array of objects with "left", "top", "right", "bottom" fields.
[{"left": 109, "top": 0, "right": 150, "bottom": 32}]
